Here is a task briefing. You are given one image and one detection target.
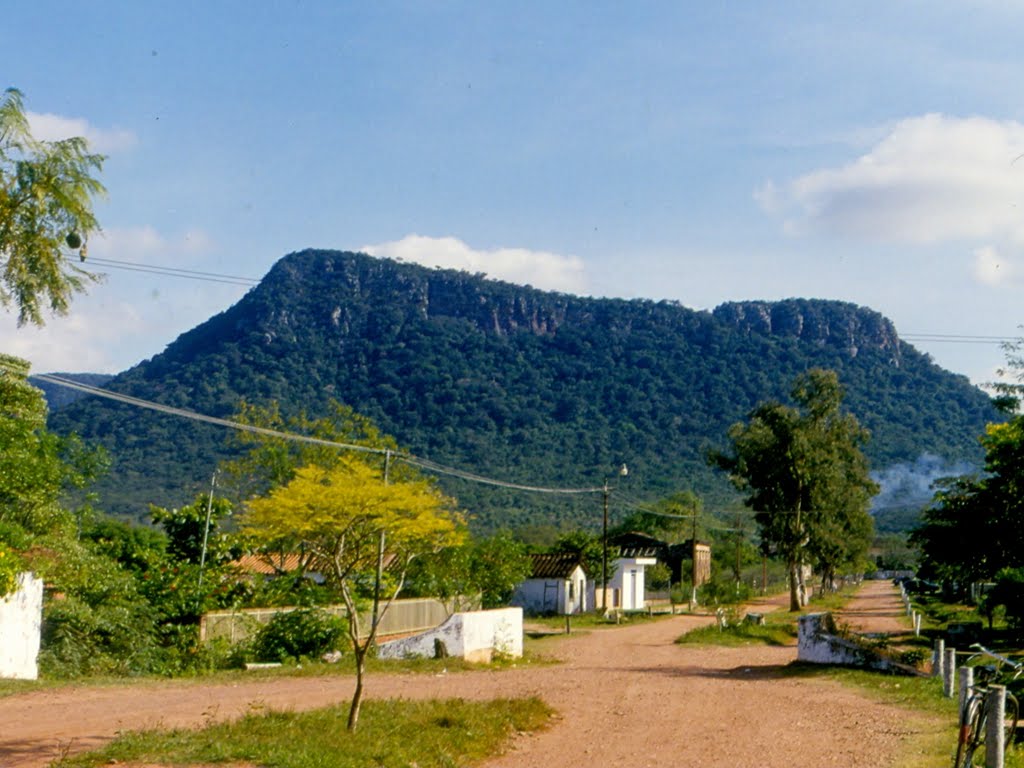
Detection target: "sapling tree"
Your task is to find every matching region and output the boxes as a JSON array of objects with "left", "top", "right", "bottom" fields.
[{"left": 243, "top": 458, "right": 464, "bottom": 731}]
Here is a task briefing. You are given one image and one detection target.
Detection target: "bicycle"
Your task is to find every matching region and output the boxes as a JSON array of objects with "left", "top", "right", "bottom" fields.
[{"left": 954, "top": 643, "right": 1022, "bottom": 768}]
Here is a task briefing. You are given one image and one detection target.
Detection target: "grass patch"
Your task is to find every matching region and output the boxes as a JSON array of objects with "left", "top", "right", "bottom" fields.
[
  {"left": 526, "top": 610, "right": 671, "bottom": 633},
  {"left": 676, "top": 618, "right": 796, "bottom": 647},
  {"left": 57, "top": 696, "right": 553, "bottom": 768}
]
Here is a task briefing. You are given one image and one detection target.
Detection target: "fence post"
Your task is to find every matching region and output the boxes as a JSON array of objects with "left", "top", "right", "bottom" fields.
[
  {"left": 944, "top": 648, "right": 957, "bottom": 698},
  {"left": 913, "top": 612, "right": 921, "bottom": 637},
  {"left": 985, "top": 685, "right": 1006, "bottom": 768},
  {"left": 959, "top": 666, "right": 974, "bottom": 716},
  {"left": 934, "top": 638, "right": 945, "bottom": 678}
]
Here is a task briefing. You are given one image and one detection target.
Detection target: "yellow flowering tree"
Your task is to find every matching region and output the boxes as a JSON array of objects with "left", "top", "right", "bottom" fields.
[{"left": 243, "top": 458, "right": 464, "bottom": 730}]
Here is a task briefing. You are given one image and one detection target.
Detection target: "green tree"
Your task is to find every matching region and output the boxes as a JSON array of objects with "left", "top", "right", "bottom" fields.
[
  {"left": 712, "top": 369, "right": 877, "bottom": 610},
  {"left": 243, "top": 459, "right": 464, "bottom": 731},
  {"left": 0, "top": 88, "right": 105, "bottom": 326},
  {"left": 150, "top": 493, "right": 236, "bottom": 567},
  {"left": 914, "top": 422, "right": 1024, "bottom": 586},
  {"left": 0, "top": 354, "right": 105, "bottom": 538},
  {"left": 406, "top": 531, "right": 532, "bottom": 612},
  {"left": 551, "top": 530, "right": 610, "bottom": 590},
  {"left": 221, "top": 399, "right": 401, "bottom": 503}
]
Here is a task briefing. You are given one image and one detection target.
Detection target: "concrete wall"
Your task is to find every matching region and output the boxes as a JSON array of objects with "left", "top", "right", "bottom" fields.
[
  {"left": 0, "top": 572, "right": 43, "bottom": 680},
  {"left": 797, "top": 613, "right": 915, "bottom": 674},
  {"left": 378, "top": 607, "right": 523, "bottom": 663}
]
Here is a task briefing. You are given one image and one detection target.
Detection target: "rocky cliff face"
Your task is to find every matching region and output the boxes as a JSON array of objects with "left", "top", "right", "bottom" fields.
[{"left": 712, "top": 299, "right": 903, "bottom": 365}]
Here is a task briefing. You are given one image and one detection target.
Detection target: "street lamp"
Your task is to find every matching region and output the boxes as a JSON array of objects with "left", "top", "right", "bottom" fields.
[{"left": 601, "top": 463, "right": 629, "bottom": 611}]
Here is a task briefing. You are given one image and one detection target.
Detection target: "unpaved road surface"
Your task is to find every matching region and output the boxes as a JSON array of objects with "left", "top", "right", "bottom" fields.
[{"left": 0, "top": 580, "right": 938, "bottom": 768}]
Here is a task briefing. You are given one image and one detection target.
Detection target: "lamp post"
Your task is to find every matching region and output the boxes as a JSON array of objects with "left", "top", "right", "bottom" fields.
[{"left": 601, "top": 463, "right": 629, "bottom": 611}]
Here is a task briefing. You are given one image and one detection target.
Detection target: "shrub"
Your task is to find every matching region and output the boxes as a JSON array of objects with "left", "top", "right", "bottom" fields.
[
  {"left": 251, "top": 608, "right": 345, "bottom": 663},
  {"left": 0, "top": 544, "right": 20, "bottom": 597},
  {"left": 698, "top": 576, "right": 752, "bottom": 606}
]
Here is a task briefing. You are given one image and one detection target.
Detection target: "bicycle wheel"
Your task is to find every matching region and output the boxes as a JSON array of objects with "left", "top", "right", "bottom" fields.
[
  {"left": 1006, "top": 692, "right": 1019, "bottom": 748},
  {"left": 955, "top": 694, "right": 986, "bottom": 768}
]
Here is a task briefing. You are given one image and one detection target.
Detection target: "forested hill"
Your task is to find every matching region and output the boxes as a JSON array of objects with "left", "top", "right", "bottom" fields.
[{"left": 49, "top": 249, "right": 998, "bottom": 532}]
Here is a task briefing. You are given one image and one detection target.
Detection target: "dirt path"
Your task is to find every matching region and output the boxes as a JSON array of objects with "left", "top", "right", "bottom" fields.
[{"left": 0, "top": 581, "right": 936, "bottom": 768}]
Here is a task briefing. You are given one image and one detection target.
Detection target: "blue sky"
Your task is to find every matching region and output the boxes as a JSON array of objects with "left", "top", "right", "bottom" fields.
[{"left": 3, "top": 2, "right": 1023, "bottom": 386}]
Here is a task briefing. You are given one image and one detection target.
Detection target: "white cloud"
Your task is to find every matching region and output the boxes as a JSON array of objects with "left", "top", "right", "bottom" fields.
[
  {"left": 0, "top": 300, "right": 144, "bottom": 373},
  {"left": 361, "top": 234, "right": 589, "bottom": 294},
  {"left": 26, "top": 111, "right": 137, "bottom": 154},
  {"left": 760, "top": 114, "right": 1024, "bottom": 286}
]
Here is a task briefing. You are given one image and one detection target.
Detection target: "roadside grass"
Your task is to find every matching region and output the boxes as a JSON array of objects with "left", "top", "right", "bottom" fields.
[
  {"left": 56, "top": 696, "right": 553, "bottom": 768},
  {"left": 526, "top": 609, "right": 671, "bottom": 634},
  {"left": 676, "top": 584, "right": 860, "bottom": 648},
  {"left": 676, "top": 612, "right": 796, "bottom": 647}
]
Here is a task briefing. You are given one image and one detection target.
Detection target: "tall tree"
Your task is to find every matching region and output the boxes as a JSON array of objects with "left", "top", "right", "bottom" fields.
[
  {"left": 914, "top": 421, "right": 1024, "bottom": 585},
  {"left": 243, "top": 459, "right": 463, "bottom": 731},
  {"left": 0, "top": 88, "right": 105, "bottom": 326},
  {"left": 712, "top": 369, "right": 877, "bottom": 610},
  {"left": 0, "top": 354, "right": 105, "bottom": 538}
]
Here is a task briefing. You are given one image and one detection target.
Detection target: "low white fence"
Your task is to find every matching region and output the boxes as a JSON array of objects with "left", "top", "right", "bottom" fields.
[
  {"left": 0, "top": 572, "right": 43, "bottom": 680},
  {"left": 201, "top": 596, "right": 452, "bottom": 644}
]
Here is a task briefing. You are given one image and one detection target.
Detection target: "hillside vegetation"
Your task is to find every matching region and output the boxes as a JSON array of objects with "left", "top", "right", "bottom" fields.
[{"left": 48, "top": 249, "right": 997, "bottom": 532}]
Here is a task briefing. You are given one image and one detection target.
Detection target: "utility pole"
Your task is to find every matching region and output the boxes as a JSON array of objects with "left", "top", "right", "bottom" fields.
[
  {"left": 372, "top": 450, "right": 391, "bottom": 635},
  {"left": 196, "top": 471, "right": 217, "bottom": 603},
  {"left": 601, "top": 480, "right": 609, "bottom": 611},
  {"left": 691, "top": 511, "right": 698, "bottom": 608}
]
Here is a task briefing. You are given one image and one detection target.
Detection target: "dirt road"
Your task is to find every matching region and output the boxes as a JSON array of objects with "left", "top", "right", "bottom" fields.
[{"left": 0, "top": 580, "right": 937, "bottom": 768}]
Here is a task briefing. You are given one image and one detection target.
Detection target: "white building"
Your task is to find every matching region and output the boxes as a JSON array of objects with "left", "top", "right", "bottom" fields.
[
  {"left": 609, "top": 551, "right": 658, "bottom": 611},
  {"left": 511, "top": 553, "right": 588, "bottom": 615}
]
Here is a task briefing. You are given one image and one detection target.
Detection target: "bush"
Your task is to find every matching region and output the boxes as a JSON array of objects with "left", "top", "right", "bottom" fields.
[
  {"left": 0, "top": 544, "right": 20, "bottom": 597},
  {"left": 251, "top": 608, "right": 345, "bottom": 663},
  {"left": 984, "top": 568, "right": 1024, "bottom": 630},
  {"left": 698, "top": 576, "right": 752, "bottom": 606}
]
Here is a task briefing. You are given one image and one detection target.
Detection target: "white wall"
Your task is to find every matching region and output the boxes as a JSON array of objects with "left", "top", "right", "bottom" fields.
[
  {"left": 511, "top": 566, "right": 587, "bottom": 615},
  {"left": 0, "top": 572, "right": 43, "bottom": 680},
  {"left": 378, "top": 607, "right": 523, "bottom": 663},
  {"left": 610, "top": 557, "right": 657, "bottom": 611}
]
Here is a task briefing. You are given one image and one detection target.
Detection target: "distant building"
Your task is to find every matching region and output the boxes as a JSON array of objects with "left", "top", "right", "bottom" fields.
[
  {"left": 608, "top": 546, "right": 658, "bottom": 611},
  {"left": 610, "top": 531, "right": 711, "bottom": 588},
  {"left": 511, "top": 553, "right": 588, "bottom": 615}
]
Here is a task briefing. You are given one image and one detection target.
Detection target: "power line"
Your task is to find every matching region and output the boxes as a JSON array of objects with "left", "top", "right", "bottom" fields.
[
  {"left": 67, "top": 255, "right": 259, "bottom": 287},
  {"left": 20, "top": 370, "right": 605, "bottom": 497}
]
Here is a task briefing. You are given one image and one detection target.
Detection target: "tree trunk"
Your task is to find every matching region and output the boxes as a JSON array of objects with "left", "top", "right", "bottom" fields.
[{"left": 347, "top": 649, "right": 366, "bottom": 731}]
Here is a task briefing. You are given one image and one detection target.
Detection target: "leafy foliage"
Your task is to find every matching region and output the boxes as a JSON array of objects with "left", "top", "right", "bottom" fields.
[
  {"left": 712, "top": 369, "right": 877, "bottom": 610},
  {"left": 48, "top": 251, "right": 998, "bottom": 532},
  {"left": 243, "top": 457, "right": 465, "bottom": 729},
  {"left": 914, "top": 388, "right": 1024, "bottom": 586},
  {"left": 0, "top": 88, "right": 105, "bottom": 326},
  {"left": 405, "top": 530, "right": 532, "bottom": 611},
  {"left": 251, "top": 608, "right": 345, "bottom": 663},
  {"left": 0, "top": 543, "right": 20, "bottom": 596}
]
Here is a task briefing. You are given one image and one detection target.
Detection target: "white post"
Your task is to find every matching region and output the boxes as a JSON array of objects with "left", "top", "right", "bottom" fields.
[
  {"left": 913, "top": 612, "right": 921, "bottom": 636},
  {"left": 959, "top": 666, "right": 974, "bottom": 715},
  {"left": 943, "top": 648, "right": 957, "bottom": 698},
  {"left": 934, "top": 638, "right": 945, "bottom": 678},
  {"left": 985, "top": 685, "right": 1006, "bottom": 768}
]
